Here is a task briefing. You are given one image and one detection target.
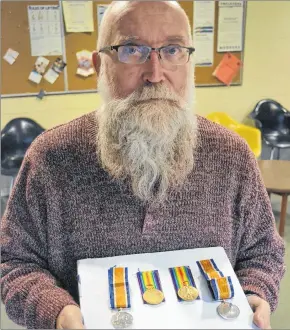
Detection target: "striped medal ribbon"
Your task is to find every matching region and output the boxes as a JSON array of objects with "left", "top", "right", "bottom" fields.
[
  {"left": 196, "top": 259, "right": 240, "bottom": 320},
  {"left": 137, "top": 270, "right": 165, "bottom": 305},
  {"left": 196, "top": 259, "right": 234, "bottom": 300},
  {"left": 210, "top": 276, "right": 235, "bottom": 301},
  {"left": 108, "top": 267, "right": 133, "bottom": 329},
  {"left": 169, "top": 266, "right": 199, "bottom": 301},
  {"left": 196, "top": 259, "right": 224, "bottom": 280}
]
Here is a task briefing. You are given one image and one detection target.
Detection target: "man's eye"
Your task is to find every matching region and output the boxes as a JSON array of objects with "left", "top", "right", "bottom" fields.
[
  {"left": 126, "top": 46, "right": 138, "bottom": 54},
  {"left": 164, "top": 46, "right": 180, "bottom": 55}
]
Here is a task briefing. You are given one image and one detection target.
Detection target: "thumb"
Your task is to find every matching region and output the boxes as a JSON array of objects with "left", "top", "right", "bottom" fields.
[
  {"left": 253, "top": 312, "right": 271, "bottom": 329},
  {"left": 57, "top": 305, "right": 85, "bottom": 329},
  {"left": 250, "top": 297, "right": 271, "bottom": 329},
  {"left": 253, "top": 312, "right": 266, "bottom": 329},
  {"left": 64, "top": 315, "right": 85, "bottom": 330}
]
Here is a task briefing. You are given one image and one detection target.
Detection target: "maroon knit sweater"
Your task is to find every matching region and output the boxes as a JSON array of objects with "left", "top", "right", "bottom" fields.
[{"left": 1, "top": 112, "right": 285, "bottom": 329}]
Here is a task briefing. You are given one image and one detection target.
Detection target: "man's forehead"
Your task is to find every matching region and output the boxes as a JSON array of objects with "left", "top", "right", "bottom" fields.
[
  {"left": 111, "top": 1, "right": 181, "bottom": 14},
  {"left": 115, "top": 34, "right": 188, "bottom": 45},
  {"left": 110, "top": 2, "right": 190, "bottom": 45}
]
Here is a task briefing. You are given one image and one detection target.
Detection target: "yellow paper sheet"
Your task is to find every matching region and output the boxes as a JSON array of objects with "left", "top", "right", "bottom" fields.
[{"left": 62, "top": 1, "right": 94, "bottom": 32}]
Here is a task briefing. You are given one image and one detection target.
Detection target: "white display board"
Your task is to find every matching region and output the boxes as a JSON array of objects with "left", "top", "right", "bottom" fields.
[{"left": 78, "top": 247, "right": 257, "bottom": 329}]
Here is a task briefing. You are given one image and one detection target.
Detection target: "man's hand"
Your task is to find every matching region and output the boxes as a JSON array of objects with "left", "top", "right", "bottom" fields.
[
  {"left": 56, "top": 305, "right": 85, "bottom": 329},
  {"left": 247, "top": 295, "right": 271, "bottom": 329}
]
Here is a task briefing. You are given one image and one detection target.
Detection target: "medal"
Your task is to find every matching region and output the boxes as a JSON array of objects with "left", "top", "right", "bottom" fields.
[
  {"left": 169, "top": 266, "right": 200, "bottom": 302},
  {"left": 177, "top": 282, "right": 199, "bottom": 301},
  {"left": 111, "top": 311, "right": 133, "bottom": 329},
  {"left": 217, "top": 301, "right": 240, "bottom": 320},
  {"left": 137, "top": 270, "right": 165, "bottom": 305},
  {"left": 143, "top": 286, "right": 165, "bottom": 305},
  {"left": 196, "top": 259, "right": 239, "bottom": 320},
  {"left": 108, "top": 267, "right": 133, "bottom": 329}
]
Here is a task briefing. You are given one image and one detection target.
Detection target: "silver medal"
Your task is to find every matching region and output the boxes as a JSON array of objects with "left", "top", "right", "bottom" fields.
[
  {"left": 111, "top": 311, "right": 133, "bottom": 329},
  {"left": 217, "top": 301, "right": 240, "bottom": 320}
]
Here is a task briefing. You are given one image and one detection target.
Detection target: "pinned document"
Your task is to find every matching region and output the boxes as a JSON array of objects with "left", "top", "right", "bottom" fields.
[
  {"left": 76, "top": 50, "right": 95, "bottom": 77},
  {"left": 28, "top": 56, "right": 50, "bottom": 84},
  {"left": 213, "top": 53, "right": 242, "bottom": 86},
  {"left": 28, "top": 71, "right": 42, "bottom": 84},
  {"left": 193, "top": 1, "right": 215, "bottom": 67},
  {"left": 27, "top": 5, "right": 62, "bottom": 56},
  {"left": 217, "top": 1, "right": 244, "bottom": 52},
  {"left": 97, "top": 4, "right": 109, "bottom": 29},
  {"left": 62, "top": 1, "right": 94, "bottom": 32},
  {"left": 34, "top": 56, "right": 50, "bottom": 74},
  {"left": 44, "top": 57, "right": 66, "bottom": 84},
  {"left": 3, "top": 48, "right": 19, "bottom": 65}
]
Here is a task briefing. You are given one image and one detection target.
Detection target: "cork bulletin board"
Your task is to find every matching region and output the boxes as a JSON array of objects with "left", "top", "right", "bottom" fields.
[
  {"left": 1, "top": 1, "right": 66, "bottom": 95},
  {"left": 1, "top": 1, "right": 246, "bottom": 97}
]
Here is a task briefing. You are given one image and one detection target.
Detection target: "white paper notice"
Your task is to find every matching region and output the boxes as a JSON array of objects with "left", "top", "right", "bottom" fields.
[
  {"left": 217, "top": 1, "right": 244, "bottom": 52},
  {"left": 62, "top": 1, "right": 94, "bottom": 32},
  {"left": 28, "top": 71, "right": 42, "bottom": 84},
  {"left": 44, "top": 68, "right": 59, "bottom": 84},
  {"left": 35, "top": 56, "right": 50, "bottom": 74},
  {"left": 193, "top": 1, "right": 215, "bottom": 67},
  {"left": 97, "top": 5, "right": 109, "bottom": 28},
  {"left": 3, "top": 48, "right": 19, "bottom": 65},
  {"left": 27, "top": 5, "right": 62, "bottom": 56}
]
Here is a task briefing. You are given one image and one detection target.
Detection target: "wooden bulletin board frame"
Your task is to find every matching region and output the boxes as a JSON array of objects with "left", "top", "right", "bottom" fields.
[{"left": 1, "top": 0, "right": 247, "bottom": 98}]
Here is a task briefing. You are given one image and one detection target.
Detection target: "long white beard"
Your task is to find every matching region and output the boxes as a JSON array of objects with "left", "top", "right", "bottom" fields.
[{"left": 97, "top": 71, "right": 197, "bottom": 203}]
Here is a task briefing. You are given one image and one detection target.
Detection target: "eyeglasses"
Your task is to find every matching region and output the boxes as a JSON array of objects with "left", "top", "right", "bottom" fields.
[{"left": 99, "top": 44, "right": 195, "bottom": 66}]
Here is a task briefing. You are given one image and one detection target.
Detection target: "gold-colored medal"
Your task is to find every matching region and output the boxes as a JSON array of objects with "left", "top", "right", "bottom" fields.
[
  {"left": 143, "top": 286, "right": 164, "bottom": 305},
  {"left": 177, "top": 282, "right": 199, "bottom": 301}
]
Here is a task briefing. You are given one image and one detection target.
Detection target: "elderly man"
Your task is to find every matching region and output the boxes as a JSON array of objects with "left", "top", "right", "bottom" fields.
[{"left": 1, "top": 1, "right": 285, "bottom": 329}]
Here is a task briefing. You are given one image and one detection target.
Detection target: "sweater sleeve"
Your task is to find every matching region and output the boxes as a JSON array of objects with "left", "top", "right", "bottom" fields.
[
  {"left": 0, "top": 153, "right": 78, "bottom": 329},
  {"left": 234, "top": 148, "right": 286, "bottom": 312}
]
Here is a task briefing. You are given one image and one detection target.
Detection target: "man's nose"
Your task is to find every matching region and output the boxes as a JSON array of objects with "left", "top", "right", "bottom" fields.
[{"left": 142, "top": 51, "right": 165, "bottom": 84}]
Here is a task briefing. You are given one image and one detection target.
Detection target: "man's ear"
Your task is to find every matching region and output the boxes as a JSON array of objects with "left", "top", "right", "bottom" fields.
[{"left": 92, "top": 51, "right": 101, "bottom": 75}]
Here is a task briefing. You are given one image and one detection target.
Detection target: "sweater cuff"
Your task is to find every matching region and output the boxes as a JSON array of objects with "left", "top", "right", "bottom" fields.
[
  {"left": 241, "top": 284, "right": 272, "bottom": 309},
  {"left": 244, "top": 290, "right": 261, "bottom": 298},
  {"left": 28, "top": 287, "right": 79, "bottom": 329}
]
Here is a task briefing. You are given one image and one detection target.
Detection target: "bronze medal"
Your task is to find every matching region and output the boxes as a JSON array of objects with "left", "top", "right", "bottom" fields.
[
  {"left": 143, "top": 288, "right": 165, "bottom": 305},
  {"left": 178, "top": 285, "right": 199, "bottom": 301}
]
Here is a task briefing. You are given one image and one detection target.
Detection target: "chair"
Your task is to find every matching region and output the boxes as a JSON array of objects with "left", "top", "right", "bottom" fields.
[
  {"left": 1, "top": 118, "right": 44, "bottom": 195},
  {"left": 249, "top": 99, "right": 290, "bottom": 159},
  {"left": 206, "top": 112, "right": 262, "bottom": 158}
]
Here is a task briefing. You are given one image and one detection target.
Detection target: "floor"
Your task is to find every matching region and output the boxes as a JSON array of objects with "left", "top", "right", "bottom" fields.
[{"left": 1, "top": 144, "right": 290, "bottom": 329}]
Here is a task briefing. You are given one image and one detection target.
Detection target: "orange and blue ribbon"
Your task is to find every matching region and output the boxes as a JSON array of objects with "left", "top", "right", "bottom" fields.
[
  {"left": 196, "top": 259, "right": 224, "bottom": 280},
  {"left": 210, "top": 276, "right": 234, "bottom": 301},
  {"left": 169, "top": 266, "right": 200, "bottom": 301},
  {"left": 108, "top": 267, "right": 131, "bottom": 309},
  {"left": 196, "top": 259, "right": 234, "bottom": 301},
  {"left": 137, "top": 270, "right": 165, "bottom": 304}
]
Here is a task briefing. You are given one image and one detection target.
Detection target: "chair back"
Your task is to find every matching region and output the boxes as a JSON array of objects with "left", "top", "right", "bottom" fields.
[
  {"left": 1, "top": 118, "right": 44, "bottom": 176},
  {"left": 250, "top": 99, "right": 288, "bottom": 133},
  {"left": 206, "top": 112, "right": 237, "bottom": 130}
]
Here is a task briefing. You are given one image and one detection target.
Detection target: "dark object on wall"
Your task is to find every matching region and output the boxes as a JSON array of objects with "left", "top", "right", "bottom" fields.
[
  {"left": 250, "top": 99, "right": 290, "bottom": 159},
  {"left": 1, "top": 118, "right": 44, "bottom": 194}
]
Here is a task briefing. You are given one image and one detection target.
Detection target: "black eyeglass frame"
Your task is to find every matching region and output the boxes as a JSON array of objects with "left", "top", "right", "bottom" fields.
[{"left": 98, "top": 44, "right": 195, "bottom": 64}]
